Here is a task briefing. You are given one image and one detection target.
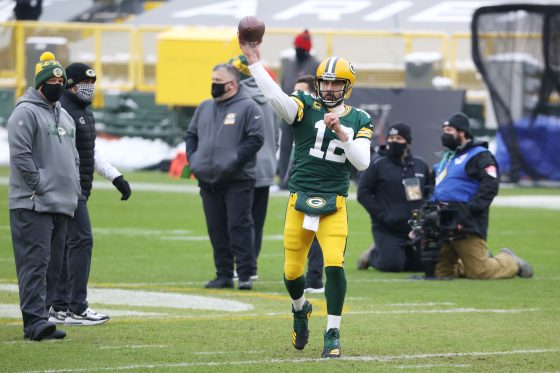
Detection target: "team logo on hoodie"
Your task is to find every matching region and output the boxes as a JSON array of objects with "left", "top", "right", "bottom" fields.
[
  {"left": 58, "top": 127, "right": 66, "bottom": 136},
  {"left": 224, "top": 113, "right": 236, "bottom": 125}
]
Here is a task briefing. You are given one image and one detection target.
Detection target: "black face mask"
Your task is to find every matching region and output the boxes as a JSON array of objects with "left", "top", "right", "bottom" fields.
[
  {"left": 388, "top": 141, "right": 407, "bottom": 158},
  {"left": 41, "top": 83, "right": 63, "bottom": 102},
  {"left": 441, "top": 133, "right": 460, "bottom": 150},
  {"left": 295, "top": 48, "right": 309, "bottom": 63},
  {"left": 211, "top": 82, "right": 230, "bottom": 99}
]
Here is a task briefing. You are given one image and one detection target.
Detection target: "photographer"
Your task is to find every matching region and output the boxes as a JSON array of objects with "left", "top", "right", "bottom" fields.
[
  {"left": 357, "top": 123, "right": 431, "bottom": 272},
  {"left": 431, "top": 113, "right": 532, "bottom": 279}
]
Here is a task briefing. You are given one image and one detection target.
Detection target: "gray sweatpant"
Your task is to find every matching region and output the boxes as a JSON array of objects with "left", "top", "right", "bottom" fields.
[{"left": 10, "top": 209, "right": 67, "bottom": 335}]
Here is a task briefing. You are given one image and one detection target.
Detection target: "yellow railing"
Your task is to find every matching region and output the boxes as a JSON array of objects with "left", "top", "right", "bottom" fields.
[{"left": 0, "top": 21, "right": 493, "bottom": 102}]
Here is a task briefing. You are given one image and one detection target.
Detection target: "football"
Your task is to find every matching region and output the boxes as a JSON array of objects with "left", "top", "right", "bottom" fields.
[{"left": 237, "top": 16, "right": 265, "bottom": 44}]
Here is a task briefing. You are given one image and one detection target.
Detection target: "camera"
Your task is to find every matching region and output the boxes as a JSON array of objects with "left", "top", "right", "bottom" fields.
[{"left": 409, "top": 202, "right": 463, "bottom": 278}]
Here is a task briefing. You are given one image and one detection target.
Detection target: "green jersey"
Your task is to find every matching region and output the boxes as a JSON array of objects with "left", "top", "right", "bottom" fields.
[{"left": 288, "top": 91, "right": 373, "bottom": 196}]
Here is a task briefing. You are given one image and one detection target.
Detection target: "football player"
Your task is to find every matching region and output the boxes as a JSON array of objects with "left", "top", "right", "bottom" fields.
[{"left": 241, "top": 42, "right": 373, "bottom": 358}]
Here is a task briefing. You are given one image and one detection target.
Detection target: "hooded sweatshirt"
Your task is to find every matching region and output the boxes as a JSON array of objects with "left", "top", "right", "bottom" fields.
[
  {"left": 8, "top": 87, "right": 81, "bottom": 217},
  {"left": 186, "top": 86, "right": 264, "bottom": 185},
  {"left": 240, "top": 77, "right": 279, "bottom": 188}
]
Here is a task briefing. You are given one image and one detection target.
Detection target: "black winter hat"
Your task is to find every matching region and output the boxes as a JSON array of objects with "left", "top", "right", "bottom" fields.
[
  {"left": 387, "top": 122, "right": 412, "bottom": 144},
  {"left": 65, "top": 63, "right": 96, "bottom": 88},
  {"left": 443, "top": 112, "right": 471, "bottom": 137}
]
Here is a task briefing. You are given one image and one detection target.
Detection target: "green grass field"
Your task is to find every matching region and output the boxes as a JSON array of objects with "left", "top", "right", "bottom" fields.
[{"left": 1, "top": 168, "right": 559, "bottom": 372}]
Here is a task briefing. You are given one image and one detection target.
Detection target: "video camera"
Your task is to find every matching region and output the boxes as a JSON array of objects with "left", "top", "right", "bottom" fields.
[{"left": 409, "top": 202, "right": 463, "bottom": 278}]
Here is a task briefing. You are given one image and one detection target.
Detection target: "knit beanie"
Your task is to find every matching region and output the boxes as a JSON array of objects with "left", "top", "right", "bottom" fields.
[
  {"left": 34, "top": 51, "right": 66, "bottom": 89},
  {"left": 65, "top": 62, "right": 97, "bottom": 88},
  {"left": 228, "top": 54, "right": 251, "bottom": 80},
  {"left": 294, "top": 30, "right": 312, "bottom": 52},
  {"left": 387, "top": 122, "right": 412, "bottom": 144},
  {"left": 443, "top": 112, "right": 471, "bottom": 137}
]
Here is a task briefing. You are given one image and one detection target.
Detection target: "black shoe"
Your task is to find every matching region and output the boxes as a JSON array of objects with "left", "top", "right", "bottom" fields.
[
  {"left": 238, "top": 279, "right": 253, "bottom": 290},
  {"left": 27, "top": 322, "right": 56, "bottom": 341},
  {"left": 357, "top": 247, "right": 374, "bottom": 270},
  {"left": 204, "top": 277, "right": 234, "bottom": 289},
  {"left": 291, "top": 301, "right": 312, "bottom": 350},
  {"left": 322, "top": 328, "right": 341, "bottom": 358},
  {"left": 43, "top": 329, "right": 66, "bottom": 340}
]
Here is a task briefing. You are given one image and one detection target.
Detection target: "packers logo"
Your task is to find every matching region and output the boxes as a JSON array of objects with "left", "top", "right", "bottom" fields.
[
  {"left": 306, "top": 197, "right": 326, "bottom": 209},
  {"left": 57, "top": 127, "right": 66, "bottom": 136},
  {"left": 53, "top": 68, "right": 63, "bottom": 77},
  {"left": 349, "top": 63, "right": 356, "bottom": 75},
  {"left": 312, "top": 101, "right": 322, "bottom": 110},
  {"left": 224, "top": 113, "right": 236, "bottom": 125},
  {"left": 79, "top": 117, "right": 85, "bottom": 124},
  {"left": 86, "top": 69, "right": 96, "bottom": 77}
]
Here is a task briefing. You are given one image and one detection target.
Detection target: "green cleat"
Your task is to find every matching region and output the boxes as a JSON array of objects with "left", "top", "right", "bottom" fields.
[
  {"left": 322, "top": 328, "right": 341, "bottom": 358},
  {"left": 291, "top": 300, "right": 312, "bottom": 350}
]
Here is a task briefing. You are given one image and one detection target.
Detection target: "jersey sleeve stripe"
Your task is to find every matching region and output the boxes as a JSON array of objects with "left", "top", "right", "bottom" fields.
[
  {"left": 291, "top": 96, "right": 305, "bottom": 121},
  {"left": 356, "top": 127, "right": 373, "bottom": 139}
]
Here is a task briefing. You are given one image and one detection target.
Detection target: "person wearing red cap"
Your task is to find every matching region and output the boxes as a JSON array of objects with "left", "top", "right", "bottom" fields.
[{"left": 277, "top": 30, "right": 320, "bottom": 188}]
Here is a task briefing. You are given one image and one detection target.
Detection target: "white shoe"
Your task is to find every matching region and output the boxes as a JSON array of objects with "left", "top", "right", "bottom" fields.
[
  {"left": 304, "top": 287, "right": 325, "bottom": 294},
  {"left": 250, "top": 274, "right": 259, "bottom": 281},
  {"left": 66, "top": 308, "right": 110, "bottom": 326},
  {"left": 48, "top": 307, "right": 67, "bottom": 324}
]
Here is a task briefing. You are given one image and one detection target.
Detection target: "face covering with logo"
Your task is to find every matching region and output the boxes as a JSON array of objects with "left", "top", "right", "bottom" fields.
[
  {"left": 388, "top": 141, "right": 407, "bottom": 158},
  {"left": 211, "top": 82, "right": 230, "bottom": 99},
  {"left": 41, "top": 83, "right": 63, "bottom": 102},
  {"left": 75, "top": 83, "right": 95, "bottom": 103},
  {"left": 441, "top": 133, "right": 460, "bottom": 150}
]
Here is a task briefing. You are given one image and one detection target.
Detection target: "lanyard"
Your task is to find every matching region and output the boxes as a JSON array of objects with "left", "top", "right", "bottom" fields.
[{"left": 437, "top": 150, "right": 456, "bottom": 175}]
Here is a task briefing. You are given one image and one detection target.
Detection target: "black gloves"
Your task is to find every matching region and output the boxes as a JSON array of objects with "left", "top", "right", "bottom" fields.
[{"left": 112, "top": 175, "right": 131, "bottom": 201}]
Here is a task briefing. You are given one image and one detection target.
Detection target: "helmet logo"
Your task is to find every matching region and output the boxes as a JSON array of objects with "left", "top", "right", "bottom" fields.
[
  {"left": 349, "top": 63, "right": 356, "bottom": 75},
  {"left": 306, "top": 197, "right": 326, "bottom": 209},
  {"left": 322, "top": 71, "right": 336, "bottom": 80}
]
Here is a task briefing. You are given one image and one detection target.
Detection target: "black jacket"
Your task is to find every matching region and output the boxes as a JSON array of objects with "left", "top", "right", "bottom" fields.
[
  {"left": 432, "top": 140, "right": 499, "bottom": 239},
  {"left": 60, "top": 90, "right": 96, "bottom": 199},
  {"left": 358, "top": 147, "right": 431, "bottom": 234},
  {"left": 185, "top": 86, "right": 264, "bottom": 186}
]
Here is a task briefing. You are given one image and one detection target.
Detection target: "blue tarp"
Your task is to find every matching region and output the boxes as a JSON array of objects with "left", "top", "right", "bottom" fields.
[{"left": 495, "top": 115, "right": 560, "bottom": 180}]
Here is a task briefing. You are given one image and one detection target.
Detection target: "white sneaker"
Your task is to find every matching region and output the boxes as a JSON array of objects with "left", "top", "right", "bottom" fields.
[
  {"left": 250, "top": 274, "right": 259, "bottom": 281},
  {"left": 48, "top": 307, "right": 67, "bottom": 324},
  {"left": 305, "top": 287, "right": 325, "bottom": 294},
  {"left": 66, "top": 308, "right": 110, "bottom": 326}
]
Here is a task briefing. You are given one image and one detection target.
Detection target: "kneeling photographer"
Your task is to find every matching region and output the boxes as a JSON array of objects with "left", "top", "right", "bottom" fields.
[
  {"left": 357, "top": 123, "right": 431, "bottom": 272},
  {"left": 428, "top": 113, "right": 532, "bottom": 279}
]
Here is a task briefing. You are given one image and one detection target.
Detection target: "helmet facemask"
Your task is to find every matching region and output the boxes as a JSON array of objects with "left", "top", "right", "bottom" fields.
[{"left": 315, "top": 77, "right": 350, "bottom": 108}]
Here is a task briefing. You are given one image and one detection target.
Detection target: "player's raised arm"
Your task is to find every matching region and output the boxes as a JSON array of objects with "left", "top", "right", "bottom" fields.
[{"left": 240, "top": 42, "right": 298, "bottom": 124}]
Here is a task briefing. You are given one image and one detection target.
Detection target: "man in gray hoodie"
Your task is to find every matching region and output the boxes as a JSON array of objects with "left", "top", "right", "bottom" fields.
[
  {"left": 186, "top": 63, "right": 264, "bottom": 290},
  {"left": 8, "top": 52, "right": 81, "bottom": 341}
]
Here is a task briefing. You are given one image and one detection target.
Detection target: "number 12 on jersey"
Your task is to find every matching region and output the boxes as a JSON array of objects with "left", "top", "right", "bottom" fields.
[{"left": 308, "top": 120, "right": 347, "bottom": 164}]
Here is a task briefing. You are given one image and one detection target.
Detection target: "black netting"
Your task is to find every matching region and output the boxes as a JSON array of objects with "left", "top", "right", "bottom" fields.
[
  {"left": 548, "top": 12, "right": 560, "bottom": 92},
  {"left": 472, "top": 4, "right": 560, "bottom": 181}
]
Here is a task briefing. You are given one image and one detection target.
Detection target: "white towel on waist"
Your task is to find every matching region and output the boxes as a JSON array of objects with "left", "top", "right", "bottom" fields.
[{"left": 302, "top": 214, "right": 320, "bottom": 232}]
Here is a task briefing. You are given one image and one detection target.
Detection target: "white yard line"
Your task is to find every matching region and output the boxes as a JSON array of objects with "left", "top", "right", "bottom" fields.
[
  {"left": 99, "top": 345, "right": 168, "bottom": 350},
  {"left": 2, "top": 177, "right": 560, "bottom": 208},
  {"left": 16, "top": 348, "right": 560, "bottom": 373},
  {"left": 396, "top": 363, "right": 470, "bottom": 369}
]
